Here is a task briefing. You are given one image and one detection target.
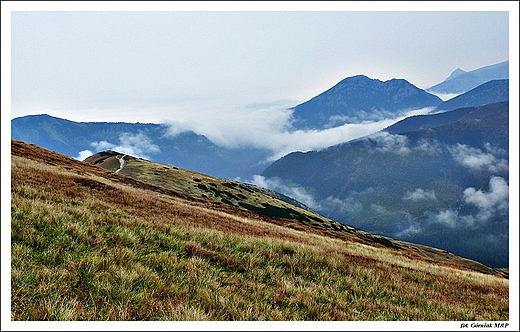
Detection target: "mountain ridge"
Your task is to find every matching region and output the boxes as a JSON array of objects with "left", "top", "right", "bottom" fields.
[
  {"left": 11, "top": 61, "right": 508, "bottom": 181},
  {"left": 427, "top": 61, "right": 508, "bottom": 95},
  {"left": 11, "top": 139, "right": 506, "bottom": 277},
  {"left": 444, "top": 68, "right": 467, "bottom": 81},
  {"left": 261, "top": 102, "right": 509, "bottom": 268},
  {"left": 11, "top": 114, "right": 272, "bottom": 180},
  {"left": 289, "top": 75, "right": 443, "bottom": 130},
  {"left": 384, "top": 101, "right": 508, "bottom": 134},
  {"left": 435, "top": 79, "right": 509, "bottom": 112}
]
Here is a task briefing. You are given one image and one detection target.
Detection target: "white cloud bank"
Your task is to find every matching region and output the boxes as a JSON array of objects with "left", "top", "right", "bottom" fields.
[
  {"left": 449, "top": 144, "right": 509, "bottom": 173},
  {"left": 363, "top": 131, "right": 444, "bottom": 156},
  {"left": 251, "top": 175, "right": 322, "bottom": 210},
  {"left": 74, "top": 132, "right": 160, "bottom": 161},
  {"left": 427, "top": 176, "right": 509, "bottom": 229},
  {"left": 368, "top": 131, "right": 411, "bottom": 155},
  {"left": 403, "top": 188, "right": 437, "bottom": 202},
  {"left": 163, "top": 103, "right": 433, "bottom": 163},
  {"left": 463, "top": 176, "right": 509, "bottom": 221}
]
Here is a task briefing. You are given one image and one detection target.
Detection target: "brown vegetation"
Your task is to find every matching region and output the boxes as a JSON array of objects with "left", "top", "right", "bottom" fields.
[{"left": 10, "top": 140, "right": 508, "bottom": 320}]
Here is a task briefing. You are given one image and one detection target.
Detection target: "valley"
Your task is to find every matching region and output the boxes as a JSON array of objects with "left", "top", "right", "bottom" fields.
[{"left": 10, "top": 139, "right": 509, "bottom": 320}]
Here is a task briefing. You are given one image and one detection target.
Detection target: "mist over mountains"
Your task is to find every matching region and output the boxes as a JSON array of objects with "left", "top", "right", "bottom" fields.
[
  {"left": 10, "top": 114, "right": 272, "bottom": 180},
  {"left": 10, "top": 76, "right": 438, "bottom": 180},
  {"left": 261, "top": 101, "right": 509, "bottom": 267},
  {"left": 11, "top": 61, "right": 509, "bottom": 267}
]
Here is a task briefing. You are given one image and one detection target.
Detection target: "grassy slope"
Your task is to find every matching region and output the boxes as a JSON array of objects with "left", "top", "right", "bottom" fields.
[
  {"left": 85, "top": 151, "right": 340, "bottom": 230},
  {"left": 11, "top": 140, "right": 508, "bottom": 320},
  {"left": 84, "top": 149, "right": 506, "bottom": 277}
]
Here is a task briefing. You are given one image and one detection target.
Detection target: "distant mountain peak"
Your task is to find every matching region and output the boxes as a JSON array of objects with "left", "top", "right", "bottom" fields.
[
  {"left": 427, "top": 61, "right": 508, "bottom": 95},
  {"left": 444, "top": 68, "right": 468, "bottom": 82},
  {"left": 290, "top": 75, "right": 442, "bottom": 130},
  {"left": 335, "top": 74, "right": 376, "bottom": 85}
]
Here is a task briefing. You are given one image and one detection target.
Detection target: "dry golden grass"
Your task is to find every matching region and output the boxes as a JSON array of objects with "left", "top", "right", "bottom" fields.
[{"left": 10, "top": 140, "right": 508, "bottom": 321}]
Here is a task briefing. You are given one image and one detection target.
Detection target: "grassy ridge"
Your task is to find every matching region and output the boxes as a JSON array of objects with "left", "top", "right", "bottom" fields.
[
  {"left": 11, "top": 140, "right": 508, "bottom": 320},
  {"left": 83, "top": 149, "right": 506, "bottom": 277},
  {"left": 85, "top": 151, "right": 346, "bottom": 231}
]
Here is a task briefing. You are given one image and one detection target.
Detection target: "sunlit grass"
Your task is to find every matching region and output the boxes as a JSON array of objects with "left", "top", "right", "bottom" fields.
[{"left": 11, "top": 154, "right": 508, "bottom": 320}]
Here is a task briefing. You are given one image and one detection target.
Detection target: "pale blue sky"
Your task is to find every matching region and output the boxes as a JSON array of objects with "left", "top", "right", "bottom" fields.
[
  {"left": 4, "top": 1, "right": 518, "bottom": 165},
  {"left": 4, "top": 2, "right": 517, "bottom": 157},
  {"left": 6, "top": 3, "right": 512, "bottom": 116}
]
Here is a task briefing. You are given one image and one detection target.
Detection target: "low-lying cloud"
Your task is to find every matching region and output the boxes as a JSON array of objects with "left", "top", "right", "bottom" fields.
[
  {"left": 325, "top": 196, "right": 363, "bottom": 214},
  {"left": 65, "top": 101, "right": 435, "bottom": 165},
  {"left": 363, "top": 133, "right": 442, "bottom": 156},
  {"left": 395, "top": 224, "right": 423, "bottom": 238},
  {"left": 75, "top": 132, "right": 160, "bottom": 161},
  {"left": 428, "top": 209, "right": 461, "bottom": 228},
  {"left": 362, "top": 137, "right": 510, "bottom": 174},
  {"left": 403, "top": 188, "right": 437, "bottom": 201},
  {"left": 163, "top": 102, "right": 433, "bottom": 163},
  {"left": 326, "top": 109, "right": 399, "bottom": 127},
  {"left": 483, "top": 142, "right": 508, "bottom": 156},
  {"left": 463, "top": 176, "right": 509, "bottom": 221},
  {"left": 425, "top": 176, "right": 508, "bottom": 229},
  {"left": 368, "top": 131, "right": 411, "bottom": 155},
  {"left": 449, "top": 143, "right": 508, "bottom": 173},
  {"left": 326, "top": 107, "right": 438, "bottom": 127},
  {"left": 414, "top": 138, "right": 442, "bottom": 154},
  {"left": 251, "top": 175, "right": 322, "bottom": 211}
]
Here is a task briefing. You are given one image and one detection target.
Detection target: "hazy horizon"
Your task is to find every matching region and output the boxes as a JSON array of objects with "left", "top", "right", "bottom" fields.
[{"left": 4, "top": 3, "right": 516, "bottom": 162}]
